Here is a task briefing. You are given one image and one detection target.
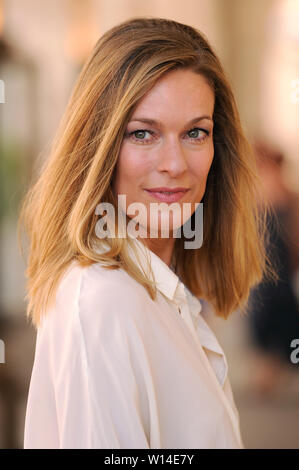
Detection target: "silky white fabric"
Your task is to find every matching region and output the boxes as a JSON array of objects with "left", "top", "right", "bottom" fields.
[{"left": 24, "top": 237, "right": 244, "bottom": 449}]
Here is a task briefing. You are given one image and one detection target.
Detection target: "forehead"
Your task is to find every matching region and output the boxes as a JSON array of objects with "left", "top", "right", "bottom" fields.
[{"left": 130, "top": 68, "right": 215, "bottom": 122}]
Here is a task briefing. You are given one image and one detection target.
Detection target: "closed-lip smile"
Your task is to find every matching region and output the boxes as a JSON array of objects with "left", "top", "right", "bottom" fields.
[
  {"left": 144, "top": 187, "right": 190, "bottom": 203},
  {"left": 144, "top": 187, "right": 190, "bottom": 192}
]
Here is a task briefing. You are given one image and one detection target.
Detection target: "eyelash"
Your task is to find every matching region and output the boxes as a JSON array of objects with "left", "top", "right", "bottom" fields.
[{"left": 125, "top": 127, "right": 210, "bottom": 145}]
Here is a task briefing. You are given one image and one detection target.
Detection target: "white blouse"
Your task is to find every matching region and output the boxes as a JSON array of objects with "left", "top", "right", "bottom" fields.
[{"left": 23, "top": 237, "right": 244, "bottom": 449}]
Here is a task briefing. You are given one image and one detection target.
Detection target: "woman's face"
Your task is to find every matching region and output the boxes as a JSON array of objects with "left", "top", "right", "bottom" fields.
[{"left": 114, "top": 68, "right": 215, "bottom": 238}]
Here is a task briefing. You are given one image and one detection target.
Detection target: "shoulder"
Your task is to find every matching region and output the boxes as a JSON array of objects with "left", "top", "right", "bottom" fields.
[
  {"left": 48, "top": 259, "right": 148, "bottom": 334},
  {"left": 34, "top": 262, "right": 147, "bottom": 410},
  {"left": 37, "top": 260, "right": 149, "bottom": 369}
]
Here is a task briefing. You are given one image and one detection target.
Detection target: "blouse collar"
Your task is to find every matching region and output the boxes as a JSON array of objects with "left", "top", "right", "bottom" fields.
[{"left": 127, "top": 237, "right": 181, "bottom": 302}]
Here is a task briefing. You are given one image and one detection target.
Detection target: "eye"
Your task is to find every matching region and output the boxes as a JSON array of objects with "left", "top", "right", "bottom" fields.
[
  {"left": 126, "top": 129, "right": 154, "bottom": 143},
  {"left": 186, "top": 127, "right": 210, "bottom": 142},
  {"left": 124, "top": 127, "right": 210, "bottom": 145}
]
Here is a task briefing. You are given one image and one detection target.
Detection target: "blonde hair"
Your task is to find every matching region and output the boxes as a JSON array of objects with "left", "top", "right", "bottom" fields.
[{"left": 18, "top": 17, "right": 275, "bottom": 329}]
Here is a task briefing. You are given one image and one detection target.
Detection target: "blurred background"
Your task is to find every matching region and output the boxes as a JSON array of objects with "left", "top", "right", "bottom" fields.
[{"left": 0, "top": 0, "right": 299, "bottom": 449}]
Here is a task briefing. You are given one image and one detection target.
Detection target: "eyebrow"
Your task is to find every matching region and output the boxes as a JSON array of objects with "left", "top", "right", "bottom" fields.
[{"left": 128, "top": 115, "right": 213, "bottom": 126}]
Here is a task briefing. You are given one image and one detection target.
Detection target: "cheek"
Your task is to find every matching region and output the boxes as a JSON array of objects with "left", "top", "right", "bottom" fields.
[
  {"left": 191, "top": 148, "right": 214, "bottom": 180},
  {"left": 116, "top": 145, "right": 152, "bottom": 187}
]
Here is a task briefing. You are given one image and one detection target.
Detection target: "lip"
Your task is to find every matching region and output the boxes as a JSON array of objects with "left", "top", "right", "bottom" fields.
[
  {"left": 145, "top": 187, "right": 190, "bottom": 192},
  {"left": 144, "top": 187, "right": 190, "bottom": 203}
]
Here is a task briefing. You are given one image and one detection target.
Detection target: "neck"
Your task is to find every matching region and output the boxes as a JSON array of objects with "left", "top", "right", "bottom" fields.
[{"left": 137, "top": 236, "right": 175, "bottom": 267}]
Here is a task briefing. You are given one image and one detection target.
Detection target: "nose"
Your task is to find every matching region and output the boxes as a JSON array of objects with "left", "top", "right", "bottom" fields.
[{"left": 156, "top": 135, "right": 188, "bottom": 176}]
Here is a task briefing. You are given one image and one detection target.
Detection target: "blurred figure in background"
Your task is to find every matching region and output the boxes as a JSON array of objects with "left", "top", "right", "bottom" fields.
[{"left": 247, "top": 140, "right": 299, "bottom": 397}]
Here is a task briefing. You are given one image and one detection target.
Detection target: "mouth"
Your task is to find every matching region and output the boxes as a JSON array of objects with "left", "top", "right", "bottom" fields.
[{"left": 144, "top": 188, "right": 190, "bottom": 203}]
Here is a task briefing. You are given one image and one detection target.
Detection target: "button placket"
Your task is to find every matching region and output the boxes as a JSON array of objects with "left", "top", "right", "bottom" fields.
[
  {"left": 176, "top": 288, "right": 233, "bottom": 397},
  {"left": 173, "top": 283, "right": 201, "bottom": 345},
  {"left": 187, "top": 302, "right": 243, "bottom": 447},
  {"left": 171, "top": 283, "right": 243, "bottom": 446}
]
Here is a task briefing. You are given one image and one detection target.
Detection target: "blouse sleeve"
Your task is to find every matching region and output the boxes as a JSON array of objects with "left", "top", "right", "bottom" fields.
[{"left": 24, "top": 268, "right": 150, "bottom": 449}]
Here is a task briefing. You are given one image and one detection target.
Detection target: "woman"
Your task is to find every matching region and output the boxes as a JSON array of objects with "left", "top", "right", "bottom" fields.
[{"left": 19, "top": 17, "right": 271, "bottom": 449}]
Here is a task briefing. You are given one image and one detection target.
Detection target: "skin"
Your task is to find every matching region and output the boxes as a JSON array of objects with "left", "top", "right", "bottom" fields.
[{"left": 113, "top": 68, "right": 215, "bottom": 266}]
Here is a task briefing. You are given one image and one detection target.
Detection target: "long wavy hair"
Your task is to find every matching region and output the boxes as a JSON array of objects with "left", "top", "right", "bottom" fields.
[{"left": 18, "top": 17, "right": 275, "bottom": 329}]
